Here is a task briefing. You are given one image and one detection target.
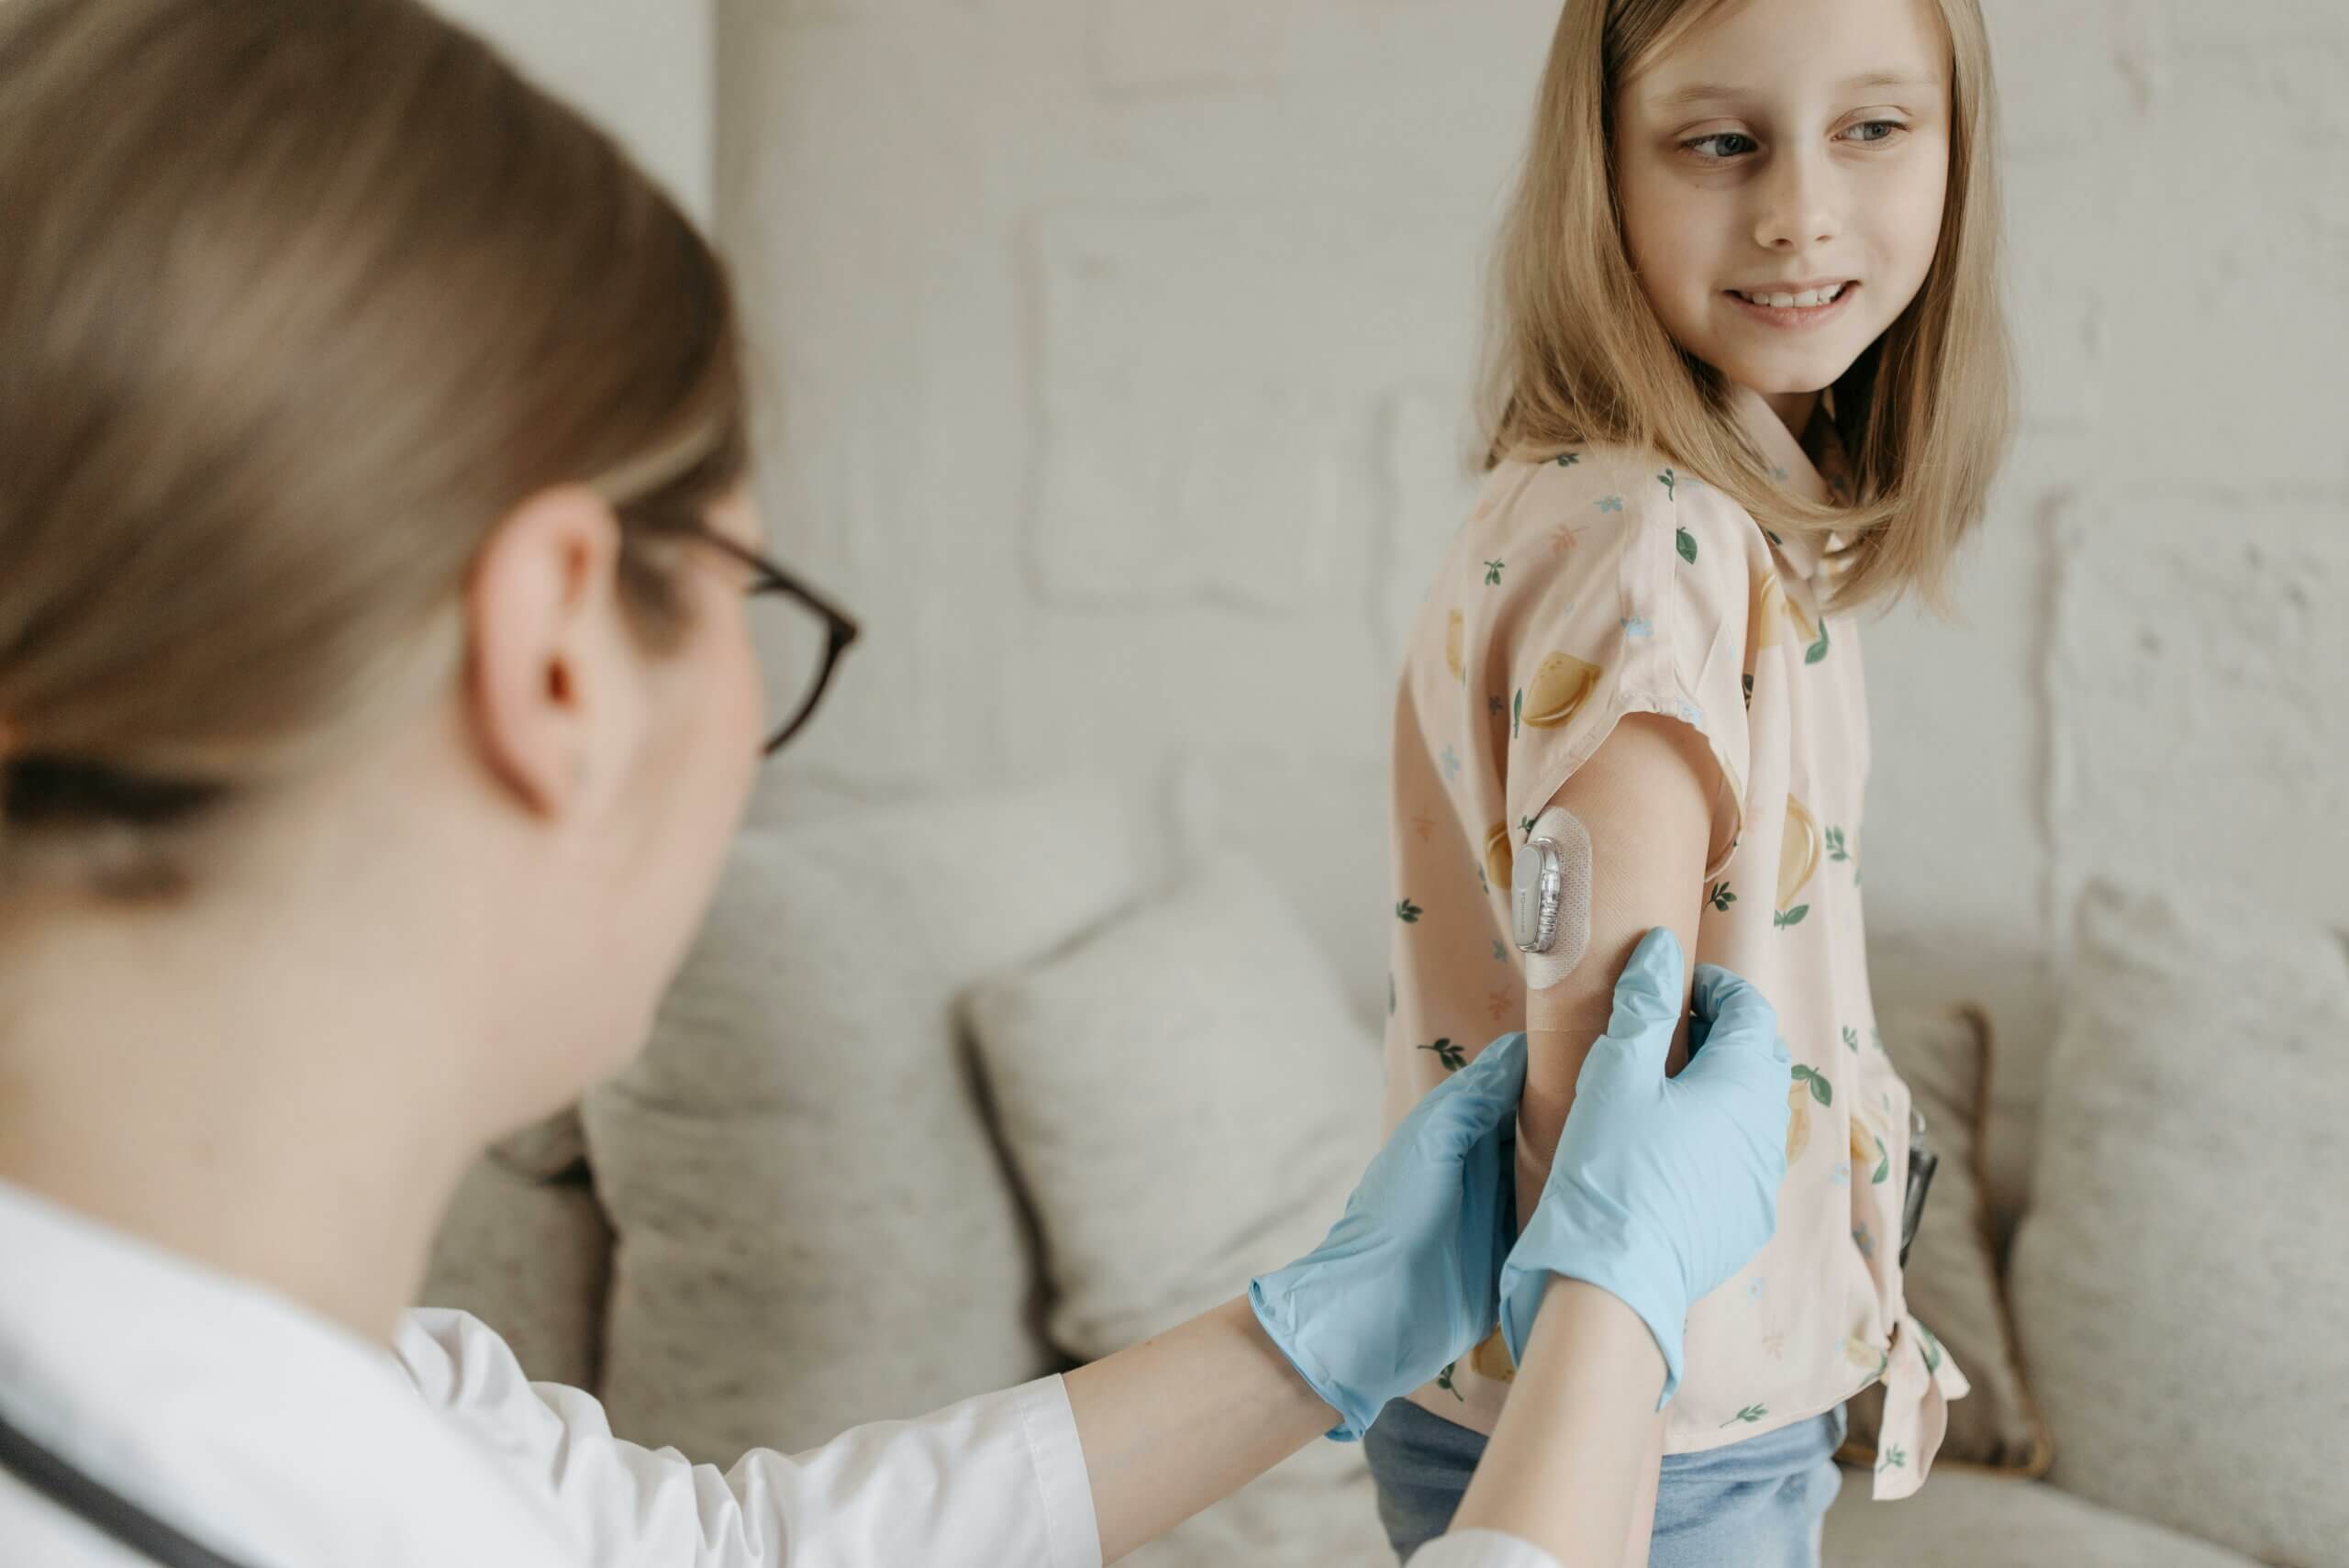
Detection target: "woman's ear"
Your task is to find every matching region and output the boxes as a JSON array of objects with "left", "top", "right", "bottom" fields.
[{"left": 463, "top": 485, "right": 644, "bottom": 818}]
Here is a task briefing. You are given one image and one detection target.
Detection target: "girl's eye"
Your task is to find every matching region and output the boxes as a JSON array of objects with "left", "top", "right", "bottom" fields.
[
  {"left": 1842, "top": 119, "right": 1908, "bottom": 145},
  {"left": 1685, "top": 131, "right": 1759, "bottom": 161},
  {"left": 1684, "top": 119, "right": 1905, "bottom": 161}
]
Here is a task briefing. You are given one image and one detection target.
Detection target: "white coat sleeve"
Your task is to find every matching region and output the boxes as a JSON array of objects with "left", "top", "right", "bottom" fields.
[
  {"left": 1408, "top": 1529, "right": 1568, "bottom": 1568},
  {"left": 395, "top": 1308, "right": 1102, "bottom": 1568}
]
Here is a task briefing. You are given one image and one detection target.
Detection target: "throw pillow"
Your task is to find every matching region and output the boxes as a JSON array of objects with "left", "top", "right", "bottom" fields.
[
  {"left": 2008, "top": 880, "right": 2349, "bottom": 1567},
  {"left": 963, "top": 851, "right": 1382, "bottom": 1359}
]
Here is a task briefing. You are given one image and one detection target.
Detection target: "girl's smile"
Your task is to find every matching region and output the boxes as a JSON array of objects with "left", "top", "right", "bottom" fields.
[{"left": 1725, "top": 279, "right": 1860, "bottom": 330}]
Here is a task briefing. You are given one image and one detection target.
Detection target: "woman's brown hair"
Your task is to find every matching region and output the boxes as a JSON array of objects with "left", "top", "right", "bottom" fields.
[
  {"left": 1479, "top": 0, "right": 2014, "bottom": 614},
  {"left": 0, "top": 0, "right": 748, "bottom": 897}
]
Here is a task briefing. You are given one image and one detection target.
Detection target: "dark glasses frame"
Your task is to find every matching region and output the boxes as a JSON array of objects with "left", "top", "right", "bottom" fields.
[{"left": 688, "top": 527, "right": 861, "bottom": 755}]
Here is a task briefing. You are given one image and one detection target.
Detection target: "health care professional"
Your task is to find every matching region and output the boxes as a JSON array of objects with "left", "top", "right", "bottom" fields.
[{"left": 0, "top": 3, "right": 1795, "bottom": 1565}]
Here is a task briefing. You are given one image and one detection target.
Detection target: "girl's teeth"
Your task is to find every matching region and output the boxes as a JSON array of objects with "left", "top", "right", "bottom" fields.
[{"left": 1743, "top": 284, "right": 1844, "bottom": 308}]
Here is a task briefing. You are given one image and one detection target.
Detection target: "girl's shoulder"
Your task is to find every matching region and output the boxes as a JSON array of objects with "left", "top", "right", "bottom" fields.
[{"left": 1475, "top": 442, "right": 1768, "bottom": 580}]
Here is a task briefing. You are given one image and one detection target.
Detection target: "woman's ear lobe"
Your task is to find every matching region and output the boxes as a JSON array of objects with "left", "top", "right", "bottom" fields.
[{"left": 463, "top": 486, "right": 626, "bottom": 817}]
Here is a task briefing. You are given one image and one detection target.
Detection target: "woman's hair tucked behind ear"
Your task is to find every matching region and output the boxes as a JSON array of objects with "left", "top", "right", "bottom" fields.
[
  {"left": 1479, "top": 0, "right": 2013, "bottom": 615},
  {"left": 0, "top": 0, "right": 748, "bottom": 900}
]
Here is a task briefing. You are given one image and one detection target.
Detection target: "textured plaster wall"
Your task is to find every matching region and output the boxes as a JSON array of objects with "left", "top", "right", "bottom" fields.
[{"left": 429, "top": 0, "right": 714, "bottom": 222}]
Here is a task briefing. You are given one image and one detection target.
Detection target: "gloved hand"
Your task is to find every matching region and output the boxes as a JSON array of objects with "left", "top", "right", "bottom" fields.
[
  {"left": 1249, "top": 1032, "right": 1525, "bottom": 1441},
  {"left": 1498, "top": 928, "right": 1789, "bottom": 1407}
]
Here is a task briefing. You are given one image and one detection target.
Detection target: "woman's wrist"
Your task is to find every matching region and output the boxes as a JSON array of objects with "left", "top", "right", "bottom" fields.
[
  {"left": 1449, "top": 1278, "right": 1669, "bottom": 1562},
  {"left": 1533, "top": 1278, "right": 1666, "bottom": 1388},
  {"left": 1065, "top": 1296, "right": 1336, "bottom": 1562},
  {"left": 1225, "top": 1294, "right": 1347, "bottom": 1435}
]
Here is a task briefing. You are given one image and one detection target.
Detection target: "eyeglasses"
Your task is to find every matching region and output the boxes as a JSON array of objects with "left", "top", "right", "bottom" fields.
[{"left": 686, "top": 528, "right": 861, "bottom": 756}]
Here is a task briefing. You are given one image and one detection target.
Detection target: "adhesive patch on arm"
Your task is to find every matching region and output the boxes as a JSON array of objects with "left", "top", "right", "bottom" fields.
[{"left": 1511, "top": 806, "right": 1593, "bottom": 990}]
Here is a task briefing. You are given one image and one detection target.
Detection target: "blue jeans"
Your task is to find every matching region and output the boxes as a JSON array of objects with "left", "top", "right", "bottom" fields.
[{"left": 1364, "top": 1398, "right": 1846, "bottom": 1567}]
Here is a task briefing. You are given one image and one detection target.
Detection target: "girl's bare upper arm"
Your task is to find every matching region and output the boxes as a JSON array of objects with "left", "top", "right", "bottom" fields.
[{"left": 1518, "top": 712, "right": 1720, "bottom": 1177}]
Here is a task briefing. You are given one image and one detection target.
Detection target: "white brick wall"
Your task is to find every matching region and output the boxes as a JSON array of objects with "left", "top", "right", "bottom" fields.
[{"left": 713, "top": 0, "right": 2349, "bottom": 1207}]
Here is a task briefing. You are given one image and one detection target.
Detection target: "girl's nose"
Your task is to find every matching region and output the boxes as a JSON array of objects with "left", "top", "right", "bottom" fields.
[{"left": 1752, "top": 145, "right": 1842, "bottom": 252}]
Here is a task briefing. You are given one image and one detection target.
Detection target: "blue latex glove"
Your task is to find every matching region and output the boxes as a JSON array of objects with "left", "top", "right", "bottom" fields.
[
  {"left": 1249, "top": 1032, "right": 1526, "bottom": 1441},
  {"left": 1498, "top": 928, "right": 1790, "bottom": 1407}
]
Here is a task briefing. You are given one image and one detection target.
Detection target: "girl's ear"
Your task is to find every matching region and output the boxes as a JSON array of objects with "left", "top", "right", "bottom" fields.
[{"left": 463, "top": 485, "right": 646, "bottom": 819}]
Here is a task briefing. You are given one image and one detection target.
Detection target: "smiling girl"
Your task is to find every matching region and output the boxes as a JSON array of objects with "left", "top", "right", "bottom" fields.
[{"left": 1372, "top": 0, "right": 2011, "bottom": 1562}]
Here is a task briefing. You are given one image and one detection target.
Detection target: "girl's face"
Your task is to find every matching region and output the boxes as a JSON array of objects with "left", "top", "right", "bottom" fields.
[{"left": 1613, "top": 0, "right": 1954, "bottom": 427}]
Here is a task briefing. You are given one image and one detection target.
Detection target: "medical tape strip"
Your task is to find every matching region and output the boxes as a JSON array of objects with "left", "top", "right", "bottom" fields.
[{"left": 1521, "top": 806, "right": 1593, "bottom": 990}]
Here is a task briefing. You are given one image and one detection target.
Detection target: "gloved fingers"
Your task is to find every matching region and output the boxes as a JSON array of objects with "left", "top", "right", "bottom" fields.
[
  {"left": 1678, "top": 974, "right": 1789, "bottom": 1101},
  {"left": 1675, "top": 1035, "right": 1795, "bottom": 1173},
  {"left": 1408, "top": 1032, "right": 1528, "bottom": 1158},
  {"left": 1581, "top": 929, "right": 1685, "bottom": 1095},
  {"left": 1689, "top": 963, "right": 1778, "bottom": 1054},
  {"left": 1495, "top": 1118, "right": 1520, "bottom": 1247},
  {"left": 1457, "top": 1118, "right": 1513, "bottom": 1295},
  {"left": 1687, "top": 1008, "right": 1714, "bottom": 1059}
]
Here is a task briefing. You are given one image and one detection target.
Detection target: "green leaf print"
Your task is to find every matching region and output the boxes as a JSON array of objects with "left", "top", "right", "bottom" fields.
[
  {"left": 1511, "top": 688, "right": 1523, "bottom": 739},
  {"left": 1675, "top": 526, "right": 1698, "bottom": 564},
  {"left": 1488, "top": 695, "right": 1505, "bottom": 718},
  {"left": 1825, "top": 827, "right": 1850, "bottom": 862},
  {"left": 1520, "top": 816, "right": 1539, "bottom": 841},
  {"left": 1919, "top": 1323, "right": 1945, "bottom": 1373},
  {"left": 1793, "top": 1065, "right": 1833, "bottom": 1106},
  {"left": 1396, "top": 897, "right": 1424, "bottom": 925},
  {"left": 1437, "top": 1362, "right": 1465, "bottom": 1400},
  {"left": 1842, "top": 1027, "right": 1860, "bottom": 1054},
  {"left": 1876, "top": 1445, "right": 1908, "bottom": 1473},
  {"left": 1484, "top": 560, "right": 1506, "bottom": 586},
  {"left": 1721, "top": 1405, "right": 1768, "bottom": 1428},
  {"left": 1872, "top": 1135, "right": 1891, "bottom": 1185},
  {"left": 1658, "top": 467, "right": 1678, "bottom": 500},
  {"left": 1774, "top": 904, "right": 1811, "bottom": 929},
  {"left": 1709, "top": 880, "right": 1737, "bottom": 913},
  {"left": 1805, "top": 618, "right": 1832, "bottom": 666},
  {"left": 1419, "top": 1038, "right": 1467, "bottom": 1072},
  {"left": 1555, "top": 451, "right": 1581, "bottom": 468},
  {"left": 1742, "top": 672, "right": 1754, "bottom": 709}
]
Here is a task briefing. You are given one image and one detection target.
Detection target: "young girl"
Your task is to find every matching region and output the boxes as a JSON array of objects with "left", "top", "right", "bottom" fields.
[{"left": 1373, "top": 0, "right": 2011, "bottom": 1562}]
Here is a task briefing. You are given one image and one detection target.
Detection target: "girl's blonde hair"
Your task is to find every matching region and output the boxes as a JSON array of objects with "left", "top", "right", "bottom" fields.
[
  {"left": 0, "top": 0, "right": 749, "bottom": 898},
  {"left": 1480, "top": 0, "right": 2013, "bottom": 613}
]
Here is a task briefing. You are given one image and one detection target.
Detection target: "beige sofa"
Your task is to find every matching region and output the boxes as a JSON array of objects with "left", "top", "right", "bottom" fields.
[{"left": 423, "top": 784, "right": 2343, "bottom": 1566}]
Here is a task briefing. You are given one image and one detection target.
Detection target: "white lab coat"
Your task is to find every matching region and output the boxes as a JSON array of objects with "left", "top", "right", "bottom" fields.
[{"left": 0, "top": 1180, "right": 1555, "bottom": 1567}]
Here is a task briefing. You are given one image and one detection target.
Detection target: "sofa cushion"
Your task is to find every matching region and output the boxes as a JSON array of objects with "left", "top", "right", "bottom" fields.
[
  {"left": 963, "top": 851, "right": 1390, "bottom": 1565},
  {"left": 1839, "top": 1003, "right": 2052, "bottom": 1474},
  {"left": 1823, "top": 1466, "right": 2261, "bottom": 1567},
  {"left": 963, "top": 851, "right": 1382, "bottom": 1359},
  {"left": 2008, "top": 880, "right": 2349, "bottom": 1568},
  {"left": 580, "top": 782, "right": 1139, "bottom": 1459}
]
